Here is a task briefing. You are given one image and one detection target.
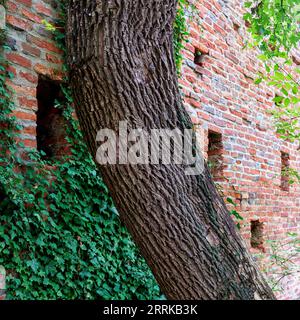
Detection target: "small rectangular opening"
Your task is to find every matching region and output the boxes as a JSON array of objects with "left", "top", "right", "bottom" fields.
[
  {"left": 194, "top": 47, "right": 207, "bottom": 66},
  {"left": 233, "top": 22, "right": 240, "bottom": 32},
  {"left": 208, "top": 131, "right": 223, "bottom": 180},
  {"left": 36, "top": 76, "right": 67, "bottom": 159},
  {"left": 281, "top": 152, "right": 290, "bottom": 192},
  {"left": 251, "top": 220, "right": 264, "bottom": 250}
]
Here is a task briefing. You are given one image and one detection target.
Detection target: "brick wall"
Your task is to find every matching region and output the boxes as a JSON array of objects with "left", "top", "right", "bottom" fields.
[
  {"left": 4, "top": 0, "right": 63, "bottom": 149},
  {"left": 2, "top": 0, "right": 299, "bottom": 299},
  {"left": 181, "top": 0, "right": 300, "bottom": 299}
]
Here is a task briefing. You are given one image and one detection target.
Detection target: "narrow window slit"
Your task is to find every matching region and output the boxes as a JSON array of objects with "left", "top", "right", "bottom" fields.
[
  {"left": 281, "top": 152, "right": 290, "bottom": 192},
  {"left": 233, "top": 23, "right": 240, "bottom": 32},
  {"left": 194, "top": 47, "right": 208, "bottom": 66},
  {"left": 207, "top": 131, "right": 224, "bottom": 180},
  {"left": 251, "top": 220, "right": 264, "bottom": 250},
  {"left": 36, "top": 76, "right": 67, "bottom": 159}
]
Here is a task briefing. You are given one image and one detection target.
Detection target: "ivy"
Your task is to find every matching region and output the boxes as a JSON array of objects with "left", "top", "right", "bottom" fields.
[
  {"left": 174, "top": 0, "right": 189, "bottom": 72},
  {"left": 244, "top": 1, "right": 300, "bottom": 141}
]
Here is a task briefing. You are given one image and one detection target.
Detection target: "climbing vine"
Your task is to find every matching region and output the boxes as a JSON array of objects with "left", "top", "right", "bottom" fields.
[{"left": 174, "top": 0, "right": 189, "bottom": 72}]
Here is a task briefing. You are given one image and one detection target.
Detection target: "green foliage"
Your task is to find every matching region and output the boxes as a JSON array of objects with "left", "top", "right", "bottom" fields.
[
  {"left": 174, "top": 0, "right": 189, "bottom": 72},
  {"left": 283, "top": 167, "right": 300, "bottom": 185},
  {"left": 41, "top": 19, "right": 56, "bottom": 33},
  {"left": 244, "top": 0, "right": 300, "bottom": 184},
  {"left": 0, "top": 1, "right": 161, "bottom": 300},
  {"left": 244, "top": 0, "right": 300, "bottom": 57},
  {"left": 245, "top": 4, "right": 300, "bottom": 291},
  {"left": 226, "top": 198, "right": 244, "bottom": 230}
]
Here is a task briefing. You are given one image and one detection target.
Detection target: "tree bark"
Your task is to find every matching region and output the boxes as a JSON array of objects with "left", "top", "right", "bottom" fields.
[{"left": 66, "top": 0, "right": 275, "bottom": 300}]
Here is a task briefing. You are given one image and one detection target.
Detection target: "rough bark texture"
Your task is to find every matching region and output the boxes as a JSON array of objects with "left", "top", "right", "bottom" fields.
[{"left": 66, "top": 0, "right": 275, "bottom": 300}]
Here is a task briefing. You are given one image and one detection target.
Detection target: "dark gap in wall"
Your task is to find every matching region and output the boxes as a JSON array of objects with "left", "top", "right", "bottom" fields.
[
  {"left": 251, "top": 220, "right": 264, "bottom": 250},
  {"left": 208, "top": 131, "right": 224, "bottom": 180},
  {"left": 36, "top": 76, "right": 67, "bottom": 159},
  {"left": 194, "top": 47, "right": 207, "bottom": 66},
  {"left": 0, "top": 184, "right": 15, "bottom": 211},
  {"left": 233, "top": 23, "right": 240, "bottom": 32},
  {"left": 281, "top": 152, "right": 290, "bottom": 192}
]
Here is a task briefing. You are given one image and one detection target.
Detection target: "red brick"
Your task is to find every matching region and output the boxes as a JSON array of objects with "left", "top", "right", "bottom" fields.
[
  {"left": 21, "top": 8, "right": 41, "bottom": 23},
  {"left": 46, "top": 53, "right": 62, "bottom": 64},
  {"left": 22, "top": 43, "right": 41, "bottom": 57},
  {"left": 18, "top": 0, "right": 32, "bottom": 6},
  {"left": 19, "top": 71, "right": 38, "bottom": 84},
  {"left": 6, "top": 53, "right": 32, "bottom": 69},
  {"left": 18, "top": 96, "right": 38, "bottom": 109},
  {"left": 7, "top": 14, "right": 31, "bottom": 31},
  {"left": 12, "top": 110, "right": 36, "bottom": 121},
  {"left": 27, "top": 35, "right": 62, "bottom": 54},
  {"left": 34, "top": 3, "right": 53, "bottom": 17}
]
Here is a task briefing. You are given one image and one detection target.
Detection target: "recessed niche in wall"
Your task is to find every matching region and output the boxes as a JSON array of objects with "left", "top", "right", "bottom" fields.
[
  {"left": 233, "top": 22, "right": 240, "bottom": 32},
  {"left": 292, "top": 55, "right": 300, "bottom": 65},
  {"left": 194, "top": 47, "right": 208, "bottom": 66},
  {"left": 251, "top": 220, "right": 264, "bottom": 250},
  {"left": 280, "top": 152, "right": 290, "bottom": 192},
  {"left": 207, "top": 131, "right": 224, "bottom": 180},
  {"left": 36, "top": 76, "right": 67, "bottom": 159}
]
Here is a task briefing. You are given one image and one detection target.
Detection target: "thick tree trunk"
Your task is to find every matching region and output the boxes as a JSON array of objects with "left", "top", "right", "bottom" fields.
[{"left": 66, "top": 0, "right": 275, "bottom": 300}]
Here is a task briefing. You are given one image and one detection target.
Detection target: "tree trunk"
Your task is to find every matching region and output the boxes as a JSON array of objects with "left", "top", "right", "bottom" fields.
[{"left": 66, "top": 0, "right": 275, "bottom": 300}]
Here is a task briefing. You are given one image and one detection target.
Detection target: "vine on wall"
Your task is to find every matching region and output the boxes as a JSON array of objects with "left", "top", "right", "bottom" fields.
[{"left": 174, "top": 0, "right": 189, "bottom": 72}]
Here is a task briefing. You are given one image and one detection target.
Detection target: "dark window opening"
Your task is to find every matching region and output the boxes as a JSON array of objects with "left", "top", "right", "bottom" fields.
[
  {"left": 0, "top": 187, "right": 5, "bottom": 203},
  {"left": 251, "top": 220, "right": 264, "bottom": 250},
  {"left": 0, "top": 185, "right": 13, "bottom": 211},
  {"left": 292, "top": 55, "right": 300, "bottom": 65},
  {"left": 281, "top": 152, "right": 290, "bottom": 191},
  {"left": 36, "top": 76, "right": 67, "bottom": 159},
  {"left": 208, "top": 131, "right": 224, "bottom": 180},
  {"left": 233, "top": 23, "right": 240, "bottom": 32},
  {"left": 194, "top": 47, "right": 207, "bottom": 66}
]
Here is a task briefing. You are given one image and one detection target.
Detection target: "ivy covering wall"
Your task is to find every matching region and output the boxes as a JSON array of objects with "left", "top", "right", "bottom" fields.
[{"left": 0, "top": 0, "right": 188, "bottom": 300}]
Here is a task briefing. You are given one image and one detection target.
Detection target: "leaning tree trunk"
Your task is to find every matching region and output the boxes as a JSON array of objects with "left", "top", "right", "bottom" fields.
[{"left": 66, "top": 0, "right": 275, "bottom": 300}]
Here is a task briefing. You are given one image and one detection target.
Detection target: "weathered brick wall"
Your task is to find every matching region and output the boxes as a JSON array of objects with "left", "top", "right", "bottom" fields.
[
  {"left": 4, "top": 0, "right": 63, "bottom": 149},
  {"left": 2, "top": 0, "right": 299, "bottom": 299},
  {"left": 181, "top": 0, "right": 300, "bottom": 299}
]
